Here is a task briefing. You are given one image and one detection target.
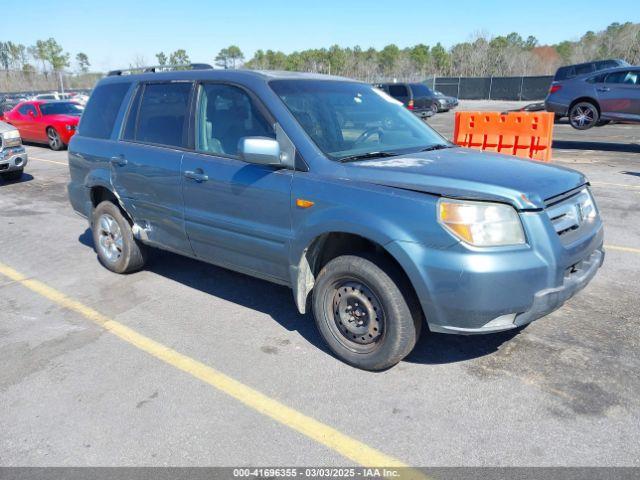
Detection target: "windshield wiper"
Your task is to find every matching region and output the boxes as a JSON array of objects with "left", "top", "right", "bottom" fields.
[
  {"left": 338, "top": 151, "right": 401, "bottom": 163},
  {"left": 419, "top": 144, "right": 456, "bottom": 152}
]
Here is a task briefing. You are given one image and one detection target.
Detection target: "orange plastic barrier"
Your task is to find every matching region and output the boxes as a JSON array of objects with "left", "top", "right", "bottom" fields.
[{"left": 453, "top": 111, "right": 555, "bottom": 162}]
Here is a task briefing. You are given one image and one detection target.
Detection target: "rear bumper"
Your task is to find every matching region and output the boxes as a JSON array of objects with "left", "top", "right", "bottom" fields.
[
  {"left": 545, "top": 99, "right": 569, "bottom": 116},
  {"left": 0, "top": 146, "right": 28, "bottom": 172},
  {"left": 413, "top": 110, "right": 434, "bottom": 118}
]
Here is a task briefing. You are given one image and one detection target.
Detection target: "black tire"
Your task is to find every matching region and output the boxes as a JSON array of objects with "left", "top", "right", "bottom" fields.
[
  {"left": 569, "top": 101, "right": 599, "bottom": 130},
  {"left": 0, "top": 169, "right": 23, "bottom": 181},
  {"left": 312, "top": 254, "right": 422, "bottom": 371},
  {"left": 47, "top": 127, "right": 65, "bottom": 151},
  {"left": 92, "top": 201, "right": 146, "bottom": 274}
]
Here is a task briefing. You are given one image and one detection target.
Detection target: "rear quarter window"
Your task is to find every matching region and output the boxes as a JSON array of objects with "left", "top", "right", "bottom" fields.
[
  {"left": 388, "top": 84, "right": 409, "bottom": 98},
  {"left": 79, "top": 83, "right": 131, "bottom": 139}
]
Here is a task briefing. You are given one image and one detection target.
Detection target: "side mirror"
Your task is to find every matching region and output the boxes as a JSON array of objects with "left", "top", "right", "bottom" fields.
[{"left": 238, "top": 137, "right": 282, "bottom": 167}]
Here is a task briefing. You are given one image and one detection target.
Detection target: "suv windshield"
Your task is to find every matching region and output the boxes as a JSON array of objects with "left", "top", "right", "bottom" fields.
[
  {"left": 270, "top": 80, "right": 447, "bottom": 161},
  {"left": 40, "top": 102, "right": 83, "bottom": 116}
]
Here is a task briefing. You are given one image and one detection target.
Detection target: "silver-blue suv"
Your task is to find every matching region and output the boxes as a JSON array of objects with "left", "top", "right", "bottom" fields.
[{"left": 68, "top": 65, "right": 604, "bottom": 370}]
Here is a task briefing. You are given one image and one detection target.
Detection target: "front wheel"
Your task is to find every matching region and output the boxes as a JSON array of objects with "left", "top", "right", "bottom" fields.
[
  {"left": 431, "top": 103, "right": 439, "bottom": 114},
  {"left": 569, "top": 102, "right": 599, "bottom": 130},
  {"left": 312, "top": 254, "right": 421, "bottom": 370},
  {"left": 47, "top": 127, "right": 65, "bottom": 150}
]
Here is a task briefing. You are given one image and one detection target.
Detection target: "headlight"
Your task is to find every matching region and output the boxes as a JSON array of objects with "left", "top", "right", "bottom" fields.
[
  {"left": 438, "top": 98, "right": 447, "bottom": 104},
  {"left": 438, "top": 199, "right": 526, "bottom": 247}
]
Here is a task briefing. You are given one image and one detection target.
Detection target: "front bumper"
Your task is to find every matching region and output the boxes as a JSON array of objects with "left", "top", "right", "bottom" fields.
[
  {"left": 387, "top": 213, "right": 604, "bottom": 335},
  {"left": 0, "top": 145, "right": 28, "bottom": 172}
]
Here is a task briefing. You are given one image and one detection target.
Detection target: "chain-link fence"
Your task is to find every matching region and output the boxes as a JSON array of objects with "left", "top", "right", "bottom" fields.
[{"left": 425, "top": 75, "right": 553, "bottom": 101}]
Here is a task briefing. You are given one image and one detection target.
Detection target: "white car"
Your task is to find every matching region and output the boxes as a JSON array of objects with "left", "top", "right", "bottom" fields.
[{"left": 0, "top": 121, "right": 28, "bottom": 181}]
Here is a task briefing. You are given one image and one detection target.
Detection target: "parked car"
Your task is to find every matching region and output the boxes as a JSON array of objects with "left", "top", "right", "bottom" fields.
[
  {"left": 0, "top": 121, "right": 28, "bottom": 181},
  {"left": 552, "top": 59, "right": 629, "bottom": 82},
  {"left": 433, "top": 90, "right": 459, "bottom": 112},
  {"left": 374, "top": 82, "right": 438, "bottom": 118},
  {"left": 3, "top": 100, "right": 83, "bottom": 150},
  {"left": 545, "top": 66, "right": 640, "bottom": 129},
  {"left": 68, "top": 67, "right": 604, "bottom": 370}
]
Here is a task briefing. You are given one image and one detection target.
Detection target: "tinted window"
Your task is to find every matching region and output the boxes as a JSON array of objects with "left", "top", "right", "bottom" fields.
[
  {"left": 40, "top": 102, "right": 84, "bottom": 116},
  {"left": 409, "top": 83, "right": 433, "bottom": 97},
  {"left": 605, "top": 70, "right": 639, "bottom": 85},
  {"left": 122, "top": 86, "right": 143, "bottom": 141},
  {"left": 586, "top": 73, "right": 606, "bottom": 84},
  {"left": 79, "top": 83, "right": 130, "bottom": 139},
  {"left": 388, "top": 85, "right": 409, "bottom": 97},
  {"left": 132, "top": 82, "right": 192, "bottom": 148},
  {"left": 196, "top": 83, "right": 274, "bottom": 156},
  {"left": 270, "top": 80, "right": 446, "bottom": 161},
  {"left": 575, "top": 63, "right": 595, "bottom": 76},
  {"left": 18, "top": 104, "right": 37, "bottom": 116}
]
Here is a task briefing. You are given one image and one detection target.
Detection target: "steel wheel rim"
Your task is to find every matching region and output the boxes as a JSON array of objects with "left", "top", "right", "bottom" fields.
[
  {"left": 48, "top": 129, "right": 60, "bottom": 149},
  {"left": 97, "top": 213, "right": 123, "bottom": 263},
  {"left": 571, "top": 105, "right": 595, "bottom": 128},
  {"left": 327, "top": 278, "right": 385, "bottom": 353}
]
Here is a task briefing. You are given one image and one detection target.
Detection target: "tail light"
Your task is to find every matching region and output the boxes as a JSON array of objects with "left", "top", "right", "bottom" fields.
[
  {"left": 549, "top": 84, "right": 561, "bottom": 94},
  {"left": 408, "top": 99, "right": 414, "bottom": 110}
]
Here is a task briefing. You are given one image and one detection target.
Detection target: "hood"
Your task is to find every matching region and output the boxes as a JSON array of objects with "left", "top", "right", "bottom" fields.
[
  {"left": 340, "top": 147, "right": 586, "bottom": 210},
  {"left": 0, "top": 120, "right": 18, "bottom": 134},
  {"left": 46, "top": 114, "right": 80, "bottom": 124}
]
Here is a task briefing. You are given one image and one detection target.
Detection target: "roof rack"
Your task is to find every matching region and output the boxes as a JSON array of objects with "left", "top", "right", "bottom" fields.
[{"left": 107, "top": 63, "right": 214, "bottom": 76}]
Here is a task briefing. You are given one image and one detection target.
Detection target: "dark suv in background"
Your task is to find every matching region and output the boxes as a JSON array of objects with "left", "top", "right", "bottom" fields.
[
  {"left": 546, "top": 65, "right": 640, "bottom": 130},
  {"left": 374, "top": 82, "right": 439, "bottom": 118}
]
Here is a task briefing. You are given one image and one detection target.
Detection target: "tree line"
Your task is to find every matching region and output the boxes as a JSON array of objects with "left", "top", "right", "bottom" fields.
[
  {"left": 0, "top": 38, "right": 90, "bottom": 75},
  {"left": 1, "top": 21, "right": 639, "bottom": 93}
]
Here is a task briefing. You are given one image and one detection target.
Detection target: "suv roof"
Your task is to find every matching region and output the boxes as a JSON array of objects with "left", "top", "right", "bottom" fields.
[
  {"left": 553, "top": 59, "right": 630, "bottom": 81},
  {"left": 103, "top": 67, "right": 353, "bottom": 84}
]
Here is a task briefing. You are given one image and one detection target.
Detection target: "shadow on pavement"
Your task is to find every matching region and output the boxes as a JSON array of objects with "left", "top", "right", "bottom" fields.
[
  {"left": 553, "top": 140, "right": 640, "bottom": 153},
  {"left": 0, "top": 173, "right": 34, "bottom": 186},
  {"left": 78, "top": 228, "right": 522, "bottom": 367}
]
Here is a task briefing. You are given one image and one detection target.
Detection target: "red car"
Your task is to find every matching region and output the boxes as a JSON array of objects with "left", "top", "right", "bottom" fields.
[{"left": 3, "top": 100, "right": 83, "bottom": 150}]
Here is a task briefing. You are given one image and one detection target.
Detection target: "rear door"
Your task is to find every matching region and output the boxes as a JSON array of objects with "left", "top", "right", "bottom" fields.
[
  {"left": 112, "top": 81, "right": 193, "bottom": 254},
  {"left": 597, "top": 69, "right": 640, "bottom": 121},
  {"left": 181, "top": 82, "right": 293, "bottom": 283}
]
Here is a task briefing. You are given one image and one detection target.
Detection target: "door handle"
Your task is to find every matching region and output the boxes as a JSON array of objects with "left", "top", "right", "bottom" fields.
[
  {"left": 597, "top": 87, "right": 610, "bottom": 92},
  {"left": 110, "top": 155, "right": 128, "bottom": 167},
  {"left": 183, "top": 170, "right": 209, "bottom": 182}
]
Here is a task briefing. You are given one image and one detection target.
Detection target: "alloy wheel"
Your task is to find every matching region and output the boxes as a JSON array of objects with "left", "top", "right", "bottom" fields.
[{"left": 97, "top": 213, "right": 123, "bottom": 263}]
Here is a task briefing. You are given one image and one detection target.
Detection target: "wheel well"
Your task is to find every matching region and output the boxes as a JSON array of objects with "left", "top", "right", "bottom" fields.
[
  {"left": 89, "top": 186, "right": 133, "bottom": 224},
  {"left": 90, "top": 186, "right": 118, "bottom": 208},
  {"left": 294, "top": 232, "right": 423, "bottom": 322},
  {"left": 569, "top": 97, "right": 600, "bottom": 114}
]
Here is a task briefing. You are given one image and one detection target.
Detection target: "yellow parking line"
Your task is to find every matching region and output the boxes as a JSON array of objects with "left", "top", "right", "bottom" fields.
[
  {"left": 605, "top": 244, "right": 640, "bottom": 254},
  {"left": 29, "top": 156, "right": 68, "bottom": 166},
  {"left": 0, "top": 261, "right": 420, "bottom": 472}
]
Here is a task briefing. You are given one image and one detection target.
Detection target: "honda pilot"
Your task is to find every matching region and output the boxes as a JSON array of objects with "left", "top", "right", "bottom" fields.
[{"left": 68, "top": 65, "right": 604, "bottom": 370}]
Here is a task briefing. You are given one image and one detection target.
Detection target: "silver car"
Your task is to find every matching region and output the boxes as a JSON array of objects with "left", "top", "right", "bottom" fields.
[
  {"left": 0, "top": 121, "right": 28, "bottom": 181},
  {"left": 545, "top": 66, "right": 640, "bottom": 130}
]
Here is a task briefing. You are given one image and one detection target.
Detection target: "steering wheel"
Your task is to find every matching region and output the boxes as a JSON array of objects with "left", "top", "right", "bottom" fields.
[{"left": 353, "top": 127, "right": 384, "bottom": 146}]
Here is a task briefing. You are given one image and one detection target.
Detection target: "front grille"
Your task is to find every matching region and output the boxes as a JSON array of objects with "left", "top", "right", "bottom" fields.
[
  {"left": 0, "top": 163, "right": 8, "bottom": 170},
  {"left": 545, "top": 188, "right": 596, "bottom": 236}
]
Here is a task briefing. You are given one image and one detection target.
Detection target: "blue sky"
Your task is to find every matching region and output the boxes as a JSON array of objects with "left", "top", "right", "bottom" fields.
[{"left": 4, "top": 0, "right": 639, "bottom": 71}]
